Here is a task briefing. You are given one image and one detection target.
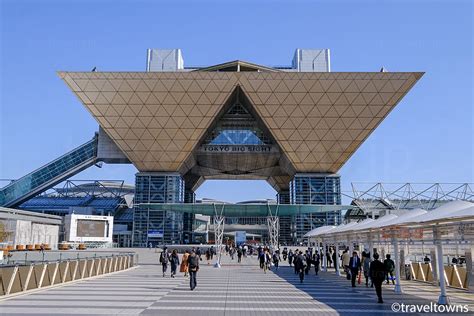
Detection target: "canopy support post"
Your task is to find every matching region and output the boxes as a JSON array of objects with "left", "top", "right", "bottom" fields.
[
  {"left": 392, "top": 237, "right": 402, "bottom": 293},
  {"left": 335, "top": 241, "right": 341, "bottom": 276},
  {"left": 434, "top": 227, "right": 449, "bottom": 304},
  {"left": 267, "top": 204, "right": 280, "bottom": 251},
  {"left": 213, "top": 204, "right": 225, "bottom": 268},
  {"left": 322, "top": 241, "right": 328, "bottom": 272}
]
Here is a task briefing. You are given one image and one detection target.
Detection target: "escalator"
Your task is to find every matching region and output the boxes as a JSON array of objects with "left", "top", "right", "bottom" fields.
[{"left": 0, "top": 135, "right": 100, "bottom": 208}]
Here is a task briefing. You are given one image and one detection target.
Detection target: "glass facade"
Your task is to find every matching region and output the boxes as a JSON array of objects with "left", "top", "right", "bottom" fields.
[
  {"left": 203, "top": 89, "right": 272, "bottom": 146},
  {"left": 289, "top": 174, "right": 342, "bottom": 243},
  {"left": 132, "top": 173, "right": 184, "bottom": 246}
]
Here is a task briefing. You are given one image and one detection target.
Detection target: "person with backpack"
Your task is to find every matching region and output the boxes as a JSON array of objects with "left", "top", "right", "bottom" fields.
[
  {"left": 196, "top": 247, "right": 202, "bottom": 261},
  {"left": 384, "top": 254, "right": 395, "bottom": 285},
  {"left": 369, "top": 253, "right": 386, "bottom": 303},
  {"left": 272, "top": 251, "right": 280, "bottom": 270},
  {"left": 188, "top": 250, "right": 200, "bottom": 290},
  {"left": 159, "top": 247, "right": 170, "bottom": 277},
  {"left": 295, "top": 251, "right": 307, "bottom": 283},
  {"left": 282, "top": 247, "right": 288, "bottom": 261},
  {"left": 170, "top": 249, "right": 180, "bottom": 278}
]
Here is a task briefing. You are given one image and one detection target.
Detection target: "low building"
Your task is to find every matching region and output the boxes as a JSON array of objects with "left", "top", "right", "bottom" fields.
[{"left": 0, "top": 207, "right": 61, "bottom": 249}]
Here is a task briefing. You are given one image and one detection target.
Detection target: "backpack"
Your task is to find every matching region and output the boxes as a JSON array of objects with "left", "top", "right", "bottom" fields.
[
  {"left": 189, "top": 255, "right": 198, "bottom": 271},
  {"left": 159, "top": 252, "right": 167, "bottom": 264},
  {"left": 387, "top": 259, "right": 395, "bottom": 272}
]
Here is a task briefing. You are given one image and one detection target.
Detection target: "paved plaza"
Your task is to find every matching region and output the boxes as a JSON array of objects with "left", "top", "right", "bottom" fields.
[{"left": 0, "top": 249, "right": 472, "bottom": 315}]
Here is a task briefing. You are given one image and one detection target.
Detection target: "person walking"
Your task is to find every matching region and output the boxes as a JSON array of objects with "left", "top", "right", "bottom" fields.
[
  {"left": 342, "top": 249, "right": 351, "bottom": 280},
  {"left": 210, "top": 246, "right": 215, "bottom": 260},
  {"left": 294, "top": 249, "right": 300, "bottom": 274},
  {"left": 259, "top": 248, "right": 265, "bottom": 269},
  {"left": 369, "top": 253, "right": 386, "bottom": 303},
  {"left": 313, "top": 251, "right": 320, "bottom": 275},
  {"left": 295, "top": 251, "right": 307, "bottom": 283},
  {"left": 305, "top": 250, "right": 312, "bottom": 275},
  {"left": 326, "top": 248, "right": 332, "bottom": 268},
  {"left": 288, "top": 249, "right": 294, "bottom": 266},
  {"left": 272, "top": 251, "right": 280, "bottom": 270},
  {"left": 263, "top": 250, "right": 271, "bottom": 273},
  {"left": 237, "top": 247, "right": 243, "bottom": 263},
  {"left": 160, "top": 247, "right": 170, "bottom": 277},
  {"left": 332, "top": 249, "right": 337, "bottom": 271},
  {"left": 349, "top": 251, "right": 361, "bottom": 287},
  {"left": 205, "top": 248, "right": 211, "bottom": 265},
  {"left": 180, "top": 249, "right": 190, "bottom": 277},
  {"left": 362, "top": 251, "right": 371, "bottom": 287},
  {"left": 384, "top": 254, "right": 396, "bottom": 285},
  {"left": 196, "top": 247, "right": 202, "bottom": 261},
  {"left": 188, "top": 250, "right": 199, "bottom": 291},
  {"left": 170, "top": 249, "right": 180, "bottom": 278}
]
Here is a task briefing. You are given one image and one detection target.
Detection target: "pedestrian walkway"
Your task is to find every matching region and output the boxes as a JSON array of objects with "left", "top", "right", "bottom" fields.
[{"left": 0, "top": 249, "right": 472, "bottom": 315}]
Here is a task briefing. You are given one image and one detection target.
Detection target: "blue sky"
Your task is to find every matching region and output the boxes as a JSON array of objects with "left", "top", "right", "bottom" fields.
[{"left": 1, "top": 0, "right": 473, "bottom": 202}]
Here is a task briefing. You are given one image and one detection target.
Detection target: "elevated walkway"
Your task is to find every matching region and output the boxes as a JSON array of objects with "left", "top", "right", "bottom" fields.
[{"left": 0, "top": 135, "right": 99, "bottom": 208}]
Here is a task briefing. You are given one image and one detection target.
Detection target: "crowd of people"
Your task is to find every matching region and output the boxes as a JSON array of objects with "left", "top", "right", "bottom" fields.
[{"left": 156, "top": 243, "right": 399, "bottom": 303}]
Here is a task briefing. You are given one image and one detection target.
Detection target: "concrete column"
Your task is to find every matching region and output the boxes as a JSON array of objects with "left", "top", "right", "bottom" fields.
[
  {"left": 431, "top": 249, "right": 438, "bottom": 282},
  {"left": 322, "top": 242, "right": 327, "bottom": 271},
  {"left": 466, "top": 248, "right": 473, "bottom": 293},
  {"left": 436, "top": 242, "right": 449, "bottom": 304},
  {"left": 335, "top": 242, "right": 341, "bottom": 276},
  {"left": 393, "top": 238, "right": 402, "bottom": 293},
  {"left": 434, "top": 228, "right": 449, "bottom": 305}
]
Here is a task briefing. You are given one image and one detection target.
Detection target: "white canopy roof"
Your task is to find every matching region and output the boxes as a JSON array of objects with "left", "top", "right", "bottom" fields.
[
  {"left": 402, "top": 200, "right": 474, "bottom": 225},
  {"left": 326, "top": 221, "right": 360, "bottom": 234},
  {"left": 378, "top": 208, "right": 427, "bottom": 228},
  {"left": 304, "top": 225, "right": 336, "bottom": 238},
  {"left": 336, "top": 218, "right": 374, "bottom": 233}
]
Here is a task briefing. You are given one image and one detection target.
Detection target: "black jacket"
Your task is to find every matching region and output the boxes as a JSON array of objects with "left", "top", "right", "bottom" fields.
[
  {"left": 349, "top": 256, "right": 361, "bottom": 271},
  {"left": 369, "top": 260, "right": 386, "bottom": 281}
]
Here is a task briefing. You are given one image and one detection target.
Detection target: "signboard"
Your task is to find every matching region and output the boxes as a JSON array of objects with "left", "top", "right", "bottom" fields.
[
  {"left": 148, "top": 230, "right": 164, "bottom": 238},
  {"left": 235, "top": 231, "right": 246, "bottom": 245},
  {"left": 201, "top": 145, "right": 273, "bottom": 153}
]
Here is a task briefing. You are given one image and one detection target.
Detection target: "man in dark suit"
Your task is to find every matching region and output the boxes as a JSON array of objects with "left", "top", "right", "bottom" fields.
[
  {"left": 369, "top": 253, "right": 386, "bottom": 303},
  {"left": 348, "top": 251, "right": 361, "bottom": 287}
]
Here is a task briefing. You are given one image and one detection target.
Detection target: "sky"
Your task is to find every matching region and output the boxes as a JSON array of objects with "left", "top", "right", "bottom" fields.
[{"left": 0, "top": 0, "right": 473, "bottom": 203}]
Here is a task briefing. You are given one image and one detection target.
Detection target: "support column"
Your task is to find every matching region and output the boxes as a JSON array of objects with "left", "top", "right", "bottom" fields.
[
  {"left": 133, "top": 172, "right": 185, "bottom": 247},
  {"left": 466, "top": 248, "right": 473, "bottom": 292},
  {"left": 322, "top": 241, "right": 328, "bottom": 271},
  {"left": 434, "top": 228, "right": 449, "bottom": 305},
  {"left": 289, "top": 174, "right": 341, "bottom": 243},
  {"left": 267, "top": 204, "right": 280, "bottom": 251},
  {"left": 213, "top": 204, "right": 225, "bottom": 268},
  {"left": 335, "top": 242, "right": 341, "bottom": 276},
  {"left": 392, "top": 237, "right": 402, "bottom": 293},
  {"left": 431, "top": 249, "right": 438, "bottom": 282}
]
